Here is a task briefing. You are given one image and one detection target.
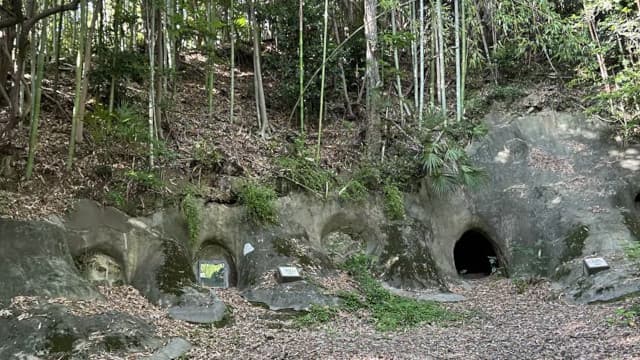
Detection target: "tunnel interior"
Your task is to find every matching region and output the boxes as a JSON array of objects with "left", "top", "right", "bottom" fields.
[{"left": 454, "top": 230, "right": 499, "bottom": 277}]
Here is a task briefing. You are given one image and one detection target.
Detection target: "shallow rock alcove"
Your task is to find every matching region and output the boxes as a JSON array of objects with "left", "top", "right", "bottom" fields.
[
  {"left": 76, "top": 253, "right": 125, "bottom": 287},
  {"left": 453, "top": 230, "right": 500, "bottom": 278},
  {"left": 194, "top": 243, "right": 237, "bottom": 288}
]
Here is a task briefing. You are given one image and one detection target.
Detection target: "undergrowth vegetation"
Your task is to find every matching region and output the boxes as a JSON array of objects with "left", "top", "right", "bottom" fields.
[
  {"left": 238, "top": 181, "right": 278, "bottom": 224},
  {"left": 297, "top": 253, "right": 461, "bottom": 331}
]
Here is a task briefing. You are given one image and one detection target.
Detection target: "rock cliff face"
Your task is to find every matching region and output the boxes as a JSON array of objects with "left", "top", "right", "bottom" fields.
[{"left": 1, "top": 108, "right": 640, "bottom": 357}]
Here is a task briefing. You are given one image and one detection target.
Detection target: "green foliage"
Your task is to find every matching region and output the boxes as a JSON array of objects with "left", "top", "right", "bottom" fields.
[
  {"left": 342, "top": 253, "right": 460, "bottom": 331},
  {"left": 420, "top": 139, "right": 486, "bottom": 196},
  {"left": 192, "top": 141, "right": 222, "bottom": 171},
  {"left": 125, "top": 169, "right": 163, "bottom": 190},
  {"left": 278, "top": 137, "right": 333, "bottom": 194},
  {"left": 87, "top": 104, "right": 147, "bottom": 145},
  {"left": 338, "top": 179, "right": 369, "bottom": 202},
  {"left": 490, "top": 0, "right": 587, "bottom": 75},
  {"left": 106, "top": 189, "right": 126, "bottom": 208},
  {"left": 238, "top": 181, "right": 278, "bottom": 224},
  {"left": 625, "top": 242, "right": 640, "bottom": 261},
  {"left": 612, "top": 304, "right": 640, "bottom": 327},
  {"left": 295, "top": 305, "right": 338, "bottom": 327},
  {"left": 181, "top": 191, "right": 201, "bottom": 246},
  {"left": 91, "top": 48, "right": 148, "bottom": 91},
  {"left": 261, "top": 0, "right": 363, "bottom": 114},
  {"left": 488, "top": 84, "right": 526, "bottom": 103},
  {"left": 383, "top": 183, "right": 405, "bottom": 221}
]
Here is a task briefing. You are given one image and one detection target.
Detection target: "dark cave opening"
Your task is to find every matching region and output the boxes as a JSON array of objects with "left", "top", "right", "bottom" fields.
[
  {"left": 635, "top": 193, "right": 640, "bottom": 210},
  {"left": 454, "top": 230, "right": 499, "bottom": 277}
]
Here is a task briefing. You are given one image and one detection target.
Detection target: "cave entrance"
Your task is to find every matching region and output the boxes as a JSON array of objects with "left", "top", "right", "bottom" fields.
[{"left": 454, "top": 230, "right": 499, "bottom": 278}]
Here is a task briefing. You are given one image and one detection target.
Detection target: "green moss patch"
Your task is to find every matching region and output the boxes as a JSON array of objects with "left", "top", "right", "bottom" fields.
[{"left": 560, "top": 224, "right": 589, "bottom": 263}]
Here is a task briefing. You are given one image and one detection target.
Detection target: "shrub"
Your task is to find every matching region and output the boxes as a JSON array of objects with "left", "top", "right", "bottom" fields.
[
  {"left": 342, "top": 253, "right": 460, "bottom": 331},
  {"left": 277, "top": 137, "right": 334, "bottom": 195},
  {"left": 338, "top": 179, "right": 369, "bottom": 202},
  {"left": 383, "top": 183, "right": 405, "bottom": 221},
  {"left": 238, "top": 181, "right": 278, "bottom": 224},
  {"left": 124, "top": 169, "right": 163, "bottom": 190}
]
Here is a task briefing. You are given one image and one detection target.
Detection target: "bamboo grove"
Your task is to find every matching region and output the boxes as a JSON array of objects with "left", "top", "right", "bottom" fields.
[{"left": 0, "top": 0, "right": 638, "bottom": 179}]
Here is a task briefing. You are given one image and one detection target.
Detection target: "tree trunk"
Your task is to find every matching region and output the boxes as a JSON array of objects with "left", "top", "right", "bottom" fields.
[
  {"left": 26, "top": 9, "right": 48, "bottom": 179},
  {"left": 435, "top": 0, "right": 446, "bottom": 119},
  {"left": 67, "top": 0, "right": 87, "bottom": 170},
  {"left": 75, "top": 0, "right": 100, "bottom": 144},
  {"left": 454, "top": 0, "right": 461, "bottom": 122},
  {"left": 316, "top": 0, "right": 329, "bottom": 159},
  {"left": 250, "top": 0, "right": 268, "bottom": 138},
  {"left": 229, "top": 0, "right": 236, "bottom": 124},
  {"left": 298, "top": 0, "right": 305, "bottom": 131},
  {"left": 364, "top": 0, "right": 381, "bottom": 161}
]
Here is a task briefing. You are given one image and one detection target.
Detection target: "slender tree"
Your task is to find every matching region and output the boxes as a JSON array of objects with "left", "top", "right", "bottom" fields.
[
  {"left": 316, "top": 0, "right": 329, "bottom": 159},
  {"left": 68, "top": 0, "right": 88, "bottom": 170},
  {"left": 26, "top": 6, "right": 49, "bottom": 179},
  {"left": 299, "top": 0, "right": 305, "bottom": 132},
  {"left": 364, "top": 0, "right": 381, "bottom": 160},
  {"left": 229, "top": 0, "right": 236, "bottom": 124},
  {"left": 435, "top": 0, "right": 446, "bottom": 118},
  {"left": 454, "top": 0, "right": 461, "bottom": 122},
  {"left": 390, "top": 5, "right": 403, "bottom": 124},
  {"left": 250, "top": 0, "right": 268, "bottom": 137}
]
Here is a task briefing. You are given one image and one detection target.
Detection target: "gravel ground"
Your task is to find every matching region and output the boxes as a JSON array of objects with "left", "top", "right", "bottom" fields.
[
  {"left": 10, "top": 278, "right": 640, "bottom": 359},
  {"left": 184, "top": 278, "right": 640, "bottom": 360}
]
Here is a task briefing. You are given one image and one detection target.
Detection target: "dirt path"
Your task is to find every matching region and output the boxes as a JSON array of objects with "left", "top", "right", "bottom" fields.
[{"left": 98, "top": 278, "right": 639, "bottom": 359}]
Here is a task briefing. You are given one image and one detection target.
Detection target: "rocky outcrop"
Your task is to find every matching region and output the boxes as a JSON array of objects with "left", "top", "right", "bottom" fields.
[
  {"left": 0, "top": 302, "right": 160, "bottom": 358},
  {"left": 0, "top": 218, "right": 100, "bottom": 302},
  {"left": 408, "top": 109, "right": 640, "bottom": 303}
]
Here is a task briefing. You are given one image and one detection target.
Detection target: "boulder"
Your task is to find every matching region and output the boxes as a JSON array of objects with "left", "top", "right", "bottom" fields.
[
  {"left": 0, "top": 303, "right": 161, "bottom": 358},
  {"left": 242, "top": 281, "right": 340, "bottom": 311},
  {"left": 167, "top": 286, "right": 227, "bottom": 325},
  {"left": 0, "top": 218, "right": 100, "bottom": 302}
]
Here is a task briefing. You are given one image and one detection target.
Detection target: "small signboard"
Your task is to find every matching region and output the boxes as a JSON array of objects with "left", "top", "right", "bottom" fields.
[
  {"left": 277, "top": 266, "right": 302, "bottom": 283},
  {"left": 583, "top": 257, "right": 610, "bottom": 275},
  {"left": 198, "top": 260, "right": 229, "bottom": 288}
]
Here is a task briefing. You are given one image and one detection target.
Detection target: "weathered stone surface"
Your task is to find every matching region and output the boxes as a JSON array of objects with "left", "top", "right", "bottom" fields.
[
  {"left": 0, "top": 303, "right": 161, "bottom": 359},
  {"left": 0, "top": 218, "right": 100, "bottom": 302},
  {"left": 382, "top": 283, "right": 466, "bottom": 303},
  {"left": 62, "top": 200, "right": 196, "bottom": 306},
  {"left": 167, "top": 286, "right": 227, "bottom": 324},
  {"left": 242, "top": 281, "right": 340, "bottom": 311},
  {"left": 148, "top": 337, "right": 192, "bottom": 360}
]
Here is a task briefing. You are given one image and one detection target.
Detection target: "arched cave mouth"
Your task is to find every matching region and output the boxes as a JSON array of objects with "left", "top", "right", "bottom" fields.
[
  {"left": 454, "top": 230, "right": 499, "bottom": 277},
  {"left": 635, "top": 192, "right": 640, "bottom": 210},
  {"left": 194, "top": 244, "right": 237, "bottom": 288}
]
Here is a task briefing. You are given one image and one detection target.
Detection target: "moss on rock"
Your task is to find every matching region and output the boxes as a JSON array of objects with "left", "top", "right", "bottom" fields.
[
  {"left": 560, "top": 224, "right": 589, "bottom": 263},
  {"left": 156, "top": 239, "right": 195, "bottom": 295}
]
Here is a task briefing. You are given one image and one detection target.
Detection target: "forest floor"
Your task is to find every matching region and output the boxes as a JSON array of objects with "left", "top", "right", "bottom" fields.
[
  {"left": 21, "top": 277, "right": 636, "bottom": 359},
  {"left": 0, "top": 54, "right": 364, "bottom": 220}
]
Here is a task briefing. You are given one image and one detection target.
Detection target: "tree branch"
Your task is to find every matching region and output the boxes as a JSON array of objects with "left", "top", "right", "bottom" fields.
[{"left": 0, "top": 0, "right": 80, "bottom": 30}]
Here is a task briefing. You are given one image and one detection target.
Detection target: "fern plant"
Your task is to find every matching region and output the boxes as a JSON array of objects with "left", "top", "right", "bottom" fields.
[{"left": 421, "top": 140, "right": 486, "bottom": 195}]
